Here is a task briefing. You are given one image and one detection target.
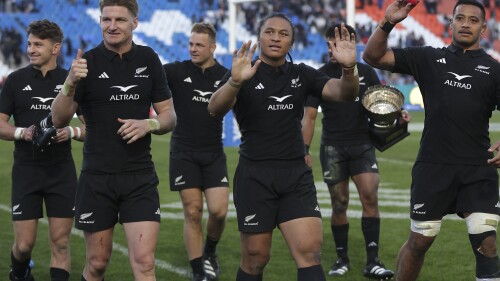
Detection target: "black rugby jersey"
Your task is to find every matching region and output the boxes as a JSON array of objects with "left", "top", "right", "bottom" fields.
[
  {"left": 393, "top": 44, "right": 500, "bottom": 165},
  {"left": 305, "top": 62, "right": 380, "bottom": 146},
  {"left": 0, "top": 65, "right": 72, "bottom": 165},
  {"left": 228, "top": 61, "right": 329, "bottom": 161},
  {"left": 74, "top": 42, "right": 171, "bottom": 173},
  {"left": 163, "top": 60, "right": 228, "bottom": 152}
]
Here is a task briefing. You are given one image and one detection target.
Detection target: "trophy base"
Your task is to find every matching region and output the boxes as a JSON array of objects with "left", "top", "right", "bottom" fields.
[{"left": 369, "top": 122, "right": 410, "bottom": 152}]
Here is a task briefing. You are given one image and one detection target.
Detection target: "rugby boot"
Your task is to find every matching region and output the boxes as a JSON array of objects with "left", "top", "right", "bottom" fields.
[{"left": 328, "top": 257, "right": 350, "bottom": 276}]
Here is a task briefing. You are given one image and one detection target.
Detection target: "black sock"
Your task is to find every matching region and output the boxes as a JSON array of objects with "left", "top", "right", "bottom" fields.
[
  {"left": 297, "top": 265, "right": 326, "bottom": 281},
  {"left": 190, "top": 256, "right": 205, "bottom": 276},
  {"left": 362, "top": 217, "right": 380, "bottom": 264},
  {"left": 11, "top": 252, "right": 30, "bottom": 278},
  {"left": 203, "top": 235, "right": 219, "bottom": 257},
  {"left": 50, "top": 267, "right": 69, "bottom": 281},
  {"left": 331, "top": 224, "right": 349, "bottom": 261},
  {"left": 236, "top": 267, "right": 262, "bottom": 281}
]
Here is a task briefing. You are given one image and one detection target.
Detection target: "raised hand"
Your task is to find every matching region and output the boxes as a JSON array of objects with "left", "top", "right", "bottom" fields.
[
  {"left": 329, "top": 23, "right": 357, "bottom": 69},
  {"left": 385, "top": 0, "right": 418, "bottom": 24},
  {"left": 230, "top": 40, "right": 261, "bottom": 84}
]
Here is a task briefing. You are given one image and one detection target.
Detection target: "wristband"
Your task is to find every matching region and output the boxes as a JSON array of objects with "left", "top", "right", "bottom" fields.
[
  {"left": 227, "top": 77, "right": 242, "bottom": 89},
  {"left": 147, "top": 118, "right": 160, "bottom": 132},
  {"left": 61, "top": 81, "right": 75, "bottom": 97},
  {"left": 69, "top": 126, "right": 75, "bottom": 138},
  {"left": 379, "top": 18, "right": 396, "bottom": 33},
  {"left": 75, "top": 127, "right": 81, "bottom": 139},
  {"left": 343, "top": 64, "right": 358, "bottom": 76},
  {"left": 14, "top": 127, "right": 25, "bottom": 140},
  {"left": 305, "top": 144, "right": 310, "bottom": 155}
]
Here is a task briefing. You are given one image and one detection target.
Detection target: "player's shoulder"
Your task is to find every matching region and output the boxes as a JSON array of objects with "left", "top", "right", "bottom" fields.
[
  {"left": 7, "top": 65, "right": 32, "bottom": 79},
  {"left": 357, "top": 62, "right": 375, "bottom": 71},
  {"left": 214, "top": 60, "right": 229, "bottom": 72},
  {"left": 163, "top": 60, "right": 190, "bottom": 76}
]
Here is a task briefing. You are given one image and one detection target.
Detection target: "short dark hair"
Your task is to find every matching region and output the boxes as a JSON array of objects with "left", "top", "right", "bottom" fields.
[
  {"left": 257, "top": 13, "right": 295, "bottom": 43},
  {"left": 453, "top": 0, "right": 485, "bottom": 21},
  {"left": 191, "top": 22, "right": 217, "bottom": 42},
  {"left": 324, "top": 23, "right": 356, "bottom": 39},
  {"left": 99, "top": 0, "right": 139, "bottom": 17},
  {"left": 27, "top": 19, "right": 63, "bottom": 43}
]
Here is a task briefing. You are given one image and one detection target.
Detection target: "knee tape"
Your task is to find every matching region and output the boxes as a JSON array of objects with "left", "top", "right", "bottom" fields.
[
  {"left": 466, "top": 213, "right": 499, "bottom": 235},
  {"left": 411, "top": 220, "right": 442, "bottom": 237}
]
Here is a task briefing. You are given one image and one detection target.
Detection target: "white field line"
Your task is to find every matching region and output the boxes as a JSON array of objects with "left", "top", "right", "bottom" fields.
[
  {"left": 160, "top": 183, "right": 461, "bottom": 221},
  {"left": 0, "top": 204, "right": 191, "bottom": 279}
]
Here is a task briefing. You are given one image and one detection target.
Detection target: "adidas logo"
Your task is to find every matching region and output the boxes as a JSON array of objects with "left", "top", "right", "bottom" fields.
[
  {"left": 436, "top": 58, "right": 446, "bottom": 64},
  {"left": 99, "top": 72, "right": 109, "bottom": 79},
  {"left": 22, "top": 85, "right": 32, "bottom": 91},
  {"left": 155, "top": 208, "right": 161, "bottom": 215},
  {"left": 371, "top": 163, "right": 378, "bottom": 169},
  {"left": 495, "top": 202, "right": 500, "bottom": 208},
  {"left": 184, "top": 77, "right": 192, "bottom": 83},
  {"left": 314, "top": 205, "right": 320, "bottom": 212},
  {"left": 368, "top": 241, "right": 378, "bottom": 247},
  {"left": 255, "top": 83, "right": 264, "bottom": 90},
  {"left": 221, "top": 177, "right": 228, "bottom": 183}
]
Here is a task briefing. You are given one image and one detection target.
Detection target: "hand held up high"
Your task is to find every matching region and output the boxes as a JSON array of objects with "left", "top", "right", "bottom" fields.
[
  {"left": 329, "top": 23, "right": 357, "bottom": 69},
  {"left": 230, "top": 40, "right": 261, "bottom": 84}
]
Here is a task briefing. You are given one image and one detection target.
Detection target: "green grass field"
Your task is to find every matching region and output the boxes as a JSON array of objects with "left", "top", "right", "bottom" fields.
[{"left": 1, "top": 111, "right": 499, "bottom": 280}]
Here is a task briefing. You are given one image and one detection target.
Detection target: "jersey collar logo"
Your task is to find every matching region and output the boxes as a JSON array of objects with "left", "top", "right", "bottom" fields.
[
  {"left": 291, "top": 75, "right": 301, "bottom": 88},
  {"left": 475, "top": 65, "right": 490, "bottom": 75},
  {"left": 54, "top": 85, "right": 63, "bottom": 93}
]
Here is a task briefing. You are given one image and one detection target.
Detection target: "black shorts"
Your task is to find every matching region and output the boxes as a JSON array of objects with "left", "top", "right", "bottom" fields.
[
  {"left": 410, "top": 162, "right": 500, "bottom": 220},
  {"left": 319, "top": 143, "right": 378, "bottom": 185},
  {"left": 11, "top": 161, "right": 77, "bottom": 220},
  {"left": 75, "top": 171, "right": 161, "bottom": 232},
  {"left": 169, "top": 151, "right": 229, "bottom": 191},
  {"left": 233, "top": 158, "right": 321, "bottom": 233}
]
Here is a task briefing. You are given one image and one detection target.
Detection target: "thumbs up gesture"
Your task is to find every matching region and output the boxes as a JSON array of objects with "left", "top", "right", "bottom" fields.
[{"left": 68, "top": 49, "right": 88, "bottom": 86}]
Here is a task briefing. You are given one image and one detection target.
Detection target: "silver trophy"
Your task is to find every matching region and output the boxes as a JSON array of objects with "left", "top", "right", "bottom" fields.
[{"left": 362, "top": 85, "right": 410, "bottom": 151}]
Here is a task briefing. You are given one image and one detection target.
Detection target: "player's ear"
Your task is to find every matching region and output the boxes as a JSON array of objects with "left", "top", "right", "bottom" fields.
[{"left": 132, "top": 17, "right": 138, "bottom": 30}]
